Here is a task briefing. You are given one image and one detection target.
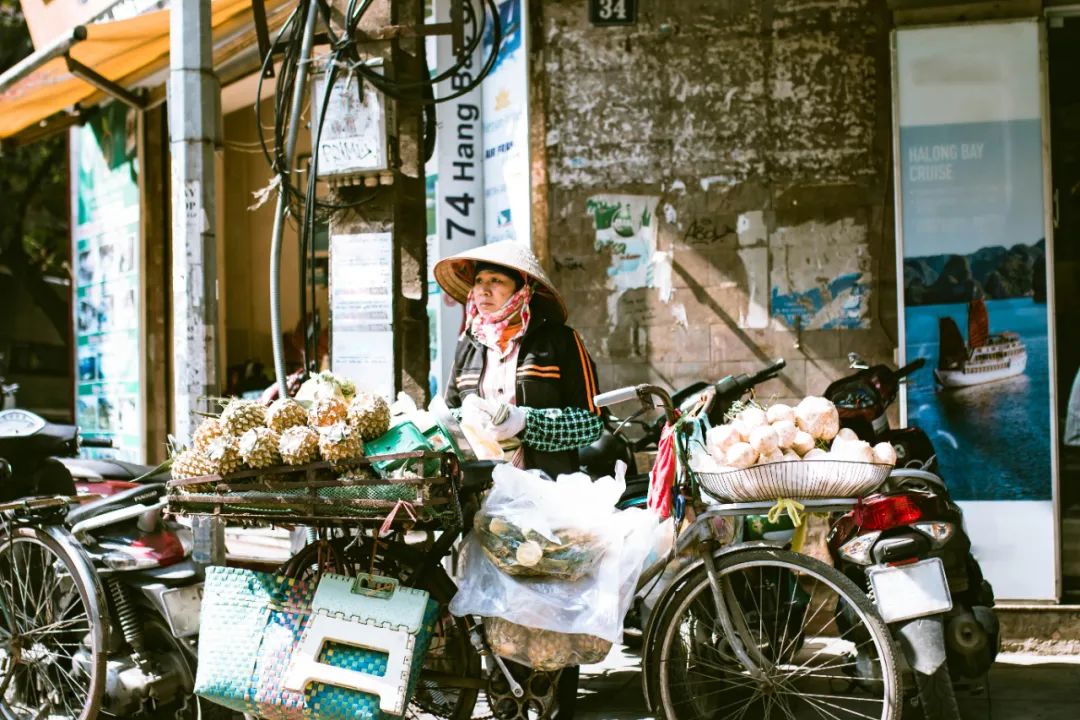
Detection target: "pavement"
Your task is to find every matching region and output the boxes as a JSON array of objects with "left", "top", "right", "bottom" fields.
[{"left": 573, "top": 647, "right": 1080, "bottom": 719}]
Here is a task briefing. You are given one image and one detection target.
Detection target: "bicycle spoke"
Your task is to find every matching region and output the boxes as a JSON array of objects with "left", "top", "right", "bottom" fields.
[{"left": 791, "top": 690, "right": 882, "bottom": 720}]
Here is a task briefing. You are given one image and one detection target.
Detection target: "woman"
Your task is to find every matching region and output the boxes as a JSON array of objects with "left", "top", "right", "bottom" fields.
[
  {"left": 434, "top": 240, "right": 603, "bottom": 719},
  {"left": 435, "top": 240, "right": 603, "bottom": 479}
]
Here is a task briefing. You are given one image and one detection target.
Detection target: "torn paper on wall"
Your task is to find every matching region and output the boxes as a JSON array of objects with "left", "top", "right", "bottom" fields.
[{"left": 769, "top": 217, "right": 872, "bottom": 330}]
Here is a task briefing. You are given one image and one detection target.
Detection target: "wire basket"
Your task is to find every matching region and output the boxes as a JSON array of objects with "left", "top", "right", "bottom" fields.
[
  {"left": 694, "top": 460, "right": 893, "bottom": 503},
  {"left": 165, "top": 451, "right": 462, "bottom": 528}
]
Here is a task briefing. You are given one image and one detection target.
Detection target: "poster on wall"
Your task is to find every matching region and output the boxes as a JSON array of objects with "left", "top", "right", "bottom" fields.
[
  {"left": 894, "top": 21, "right": 1057, "bottom": 600},
  {"left": 71, "top": 102, "right": 143, "bottom": 462},
  {"left": 482, "top": 0, "right": 530, "bottom": 245},
  {"left": 330, "top": 232, "right": 395, "bottom": 397}
]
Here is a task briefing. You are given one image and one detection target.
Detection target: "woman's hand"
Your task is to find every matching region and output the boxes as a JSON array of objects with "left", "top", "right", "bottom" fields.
[{"left": 462, "top": 395, "right": 527, "bottom": 440}]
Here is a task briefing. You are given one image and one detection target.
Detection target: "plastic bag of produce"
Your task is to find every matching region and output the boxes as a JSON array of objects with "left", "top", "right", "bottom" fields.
[
  {"left": 450, "top": 486, "right": 658, "bottom": 652},
  {"left": 483, "top": 617, "right": 612, "bottom": 672},
  {"left": 470, "top": 464, "right": 625, "bottom": 580}
]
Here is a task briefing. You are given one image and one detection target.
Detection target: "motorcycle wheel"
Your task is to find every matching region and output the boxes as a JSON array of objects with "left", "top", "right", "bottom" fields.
[
  {"left": 0, "top": 526, "right": 106, "bottom": 720},
  {"left": 913, "top": 664, "right": 961, "bottom": 720}
]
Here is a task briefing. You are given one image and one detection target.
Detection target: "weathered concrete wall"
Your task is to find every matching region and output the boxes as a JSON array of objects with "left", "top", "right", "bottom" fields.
[{"left": 536, "top": 0, "right": 898, "bottom": 402}]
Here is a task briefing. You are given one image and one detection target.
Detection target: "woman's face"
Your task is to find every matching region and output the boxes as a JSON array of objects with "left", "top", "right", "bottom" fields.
[{"left": 472, "top": 269, "right": 518, "bottom": 313}]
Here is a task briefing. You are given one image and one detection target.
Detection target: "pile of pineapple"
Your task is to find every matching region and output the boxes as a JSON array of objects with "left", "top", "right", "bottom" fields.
[{"left": 171, "top": 382, "right": 392, "bottom": 481}]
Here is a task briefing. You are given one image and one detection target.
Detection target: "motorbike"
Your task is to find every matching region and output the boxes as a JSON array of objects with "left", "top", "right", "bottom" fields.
[
  {"left": 0, "top": 408, "right": 207, "bottom": 719},
  {"left": 824, "top": 354, "right": 1000, "bottom": 719}
]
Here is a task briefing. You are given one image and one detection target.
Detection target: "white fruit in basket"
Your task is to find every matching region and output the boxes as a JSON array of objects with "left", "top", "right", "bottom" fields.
[
  {"left": 766, "top": 403, "right": 795, "bottom": 424},
  {"left": 706, "top": 424, "right": 742, "bottom": 455},
  {"left": 730, "top": 419, "right": 751, "bottom": 441},
  {"left": 794, "top": 396, "right": 840, "bottom": 441},
  {"left": 833, "top": 427, "right": 860, "bottom": 445},
  {"left": 748, "top": 425, "right": 779, "bottom": 455},
  {"left": 791, "top": 430, "right": 816, "bottom": 456},
  {"left": 726, "top": 442, "right": 758, "bottom": 469},
  {"left": 690, "top": 450, "right": 727, "bottom": 473},
  {"left": 803, "top": 448, "right": 828, "bottom": 460},
  {"left": 781, "top": 450, "right": 801, "bottom": 462},
  {"left": 873, "top": 442, "right": 898, "bottom": 466},
  {"left": 737, "top": 407, "right": 768, "bottom": 431},
  {"left": 772, "top": 420, "right": 797, "bottom": 449},
  {"left": 759, "top": 448, "right": 784, "bottom": 464},
  {"left": 831, "top": 440, "right": 875, "bottom": 463}
]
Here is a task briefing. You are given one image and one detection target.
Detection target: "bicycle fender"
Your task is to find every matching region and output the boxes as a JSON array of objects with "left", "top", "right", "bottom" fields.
[{"left": 639, "top": 542, "right": 778, "bottom": 712}]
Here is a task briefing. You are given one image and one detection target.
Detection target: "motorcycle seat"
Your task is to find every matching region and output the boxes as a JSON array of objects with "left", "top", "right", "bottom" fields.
[
  {"left": 65, "top": 483, "right": 165, "bottom": 528},
  {"left": 60, "top": 457, "right": 165, "bottom": 482}
]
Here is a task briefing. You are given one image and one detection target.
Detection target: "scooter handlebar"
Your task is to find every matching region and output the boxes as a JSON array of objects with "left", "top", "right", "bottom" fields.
[
  {"left": 80, "top": 437, "right": 114, "bottom": 448},
  {"left": 896, "top": 357, "right": 926, "bottom": 379},
  {"left": 593, "top": 386, "right": 641, "bottom": 408}
]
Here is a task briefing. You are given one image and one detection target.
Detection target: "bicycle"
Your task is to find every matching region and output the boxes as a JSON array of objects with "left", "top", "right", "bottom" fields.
[
  {"left": 0, "top": 495, "right": 106, "bottom": 720},
  {"left": 275, "top": 382, "right": 902, "bottom": 720}
]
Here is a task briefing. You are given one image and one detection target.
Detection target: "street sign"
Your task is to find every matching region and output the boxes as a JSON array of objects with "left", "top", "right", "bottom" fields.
[{"left": 589, "top": 0, "right": 637, "bottom": 26}]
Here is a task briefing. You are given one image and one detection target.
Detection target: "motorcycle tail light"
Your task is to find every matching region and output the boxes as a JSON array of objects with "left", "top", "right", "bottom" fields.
[
  {"left": 913, "top": 521, "right": 954, "bottom": 547},
  {"left": 102, "top": 530, "right": 186, "bottom": 571},
  {"left": 854, "top": 494, "right": 933, "bottom": 532},
  {"left": 839, "top": 531, "right": 881, "bottom": 565}
]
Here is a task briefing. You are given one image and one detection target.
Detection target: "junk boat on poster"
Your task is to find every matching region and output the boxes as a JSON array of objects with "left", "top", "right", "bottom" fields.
[{"left": 934, "top": 297, "right": 1027, "bottom": 388}]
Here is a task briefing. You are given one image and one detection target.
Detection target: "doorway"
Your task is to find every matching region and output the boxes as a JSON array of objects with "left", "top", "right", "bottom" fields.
[{"left": 1047, "top": 12, "right": 1080, "bottom": 599}]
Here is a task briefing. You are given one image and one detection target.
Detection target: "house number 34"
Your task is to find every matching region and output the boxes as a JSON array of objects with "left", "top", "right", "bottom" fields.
[{"left": 589, "top": 0, "right": 637, "bottom": 25}]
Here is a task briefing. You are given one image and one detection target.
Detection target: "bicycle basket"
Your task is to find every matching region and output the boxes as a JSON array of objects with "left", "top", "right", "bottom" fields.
[{"left": 694, "top": 460, "right": 893, "bottom": 502}]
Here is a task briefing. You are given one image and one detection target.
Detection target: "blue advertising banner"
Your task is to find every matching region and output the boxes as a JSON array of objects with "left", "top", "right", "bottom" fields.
[
  {"left": 895, "top": 21, "right": 1057, "bottom": 600},
  {"left": 482, "top": 0, "right": 530, "bottom": 245}
]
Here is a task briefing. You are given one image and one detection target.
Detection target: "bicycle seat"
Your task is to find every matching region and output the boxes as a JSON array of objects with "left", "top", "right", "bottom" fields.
[{"left": 65, "top": 483, "right": 165, "bottom": 528}]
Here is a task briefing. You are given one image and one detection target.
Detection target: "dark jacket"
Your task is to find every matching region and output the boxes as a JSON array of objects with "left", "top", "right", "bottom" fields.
[{"left": 445, "top": 316, "right": 601, "bottom": 478}]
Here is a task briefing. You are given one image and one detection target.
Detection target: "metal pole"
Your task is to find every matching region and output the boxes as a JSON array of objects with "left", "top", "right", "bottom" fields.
[
  {"left": 270, "top": 0, "right": 319, "bottom": 398},
  {"left": 169, "top": 0, "right": 223, "bottom": 565}
]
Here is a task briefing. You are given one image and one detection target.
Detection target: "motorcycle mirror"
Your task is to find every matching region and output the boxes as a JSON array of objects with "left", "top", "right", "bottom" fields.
[
  {"left": 847, "top": 352, "right": 869, "bottom": 370},
  {"left": 0, "top": 459, "right": 11, "bottom": 484}
]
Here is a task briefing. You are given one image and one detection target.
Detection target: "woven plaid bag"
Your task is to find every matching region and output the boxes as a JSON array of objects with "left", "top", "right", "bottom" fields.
[{"left": 194, "top": 566, "right": 438, "bottom": 719}]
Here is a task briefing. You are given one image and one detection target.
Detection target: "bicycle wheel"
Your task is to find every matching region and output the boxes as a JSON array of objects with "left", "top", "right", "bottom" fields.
[
  {"left": 652, "top": 547, "right": 900, "bottom": 720},
  {"left": 0, "top": 526, "right": 106, "bottom": 720},
  {"left": 285, "top": 537, "right": 481, "bottom": 720}
]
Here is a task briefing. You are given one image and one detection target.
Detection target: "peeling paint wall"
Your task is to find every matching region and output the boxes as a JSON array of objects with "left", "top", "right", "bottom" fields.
[{"left": 538, "top": 0, "right": 898, "bottom": 402}]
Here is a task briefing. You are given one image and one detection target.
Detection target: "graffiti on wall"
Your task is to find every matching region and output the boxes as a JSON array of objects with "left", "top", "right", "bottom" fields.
[{"left": 769, "top": 218, "right": 872, "bottom": 330}]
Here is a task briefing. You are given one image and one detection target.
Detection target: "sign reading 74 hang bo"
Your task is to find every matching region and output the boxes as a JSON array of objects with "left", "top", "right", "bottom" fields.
[{"left": 589, "top": 0, "right": 637, "bottom": 26}]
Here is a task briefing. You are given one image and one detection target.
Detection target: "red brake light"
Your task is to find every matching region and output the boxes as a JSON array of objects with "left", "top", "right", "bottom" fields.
[
  {"left": 854, "top": 494, "right": 927, "bottom": 532},
  {"left": 130, "top": 530, "right": 186, "bottom": 567}
]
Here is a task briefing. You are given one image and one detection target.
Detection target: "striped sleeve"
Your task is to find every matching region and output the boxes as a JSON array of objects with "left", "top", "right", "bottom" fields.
[{"left": 565, "top": 329, "right": 601, "bottom": 416}]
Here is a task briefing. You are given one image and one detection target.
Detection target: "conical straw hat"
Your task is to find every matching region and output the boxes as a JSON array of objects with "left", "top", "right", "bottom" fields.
[{"left": 434, "top": 240, "right": 567, "bottom": 322}]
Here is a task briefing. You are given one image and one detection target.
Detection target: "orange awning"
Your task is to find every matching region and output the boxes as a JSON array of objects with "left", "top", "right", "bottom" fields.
[{"left": 0, "top": 0, "right": 294, "bottom": 140}]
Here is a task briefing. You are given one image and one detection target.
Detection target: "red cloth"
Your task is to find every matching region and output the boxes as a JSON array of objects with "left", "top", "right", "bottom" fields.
[{"left": 648, "top": 421, "right": 678, "bottom": 520}]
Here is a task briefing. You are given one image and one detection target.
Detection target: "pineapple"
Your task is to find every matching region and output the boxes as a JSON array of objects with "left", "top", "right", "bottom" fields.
[
  {"left": 221, "top": 398, "right": 267, "bottom": 436},
  {"left": 308, "top": 397, "right": 348, "bottom": 428},
  {"left": 279, "top": 426, "right": 320, "bottom": 465},
  {"left": 171, "top": 448, "right": 213, "bottom": 480},
  {"left": 205, "top": 437, "right": 244, "bottom": 476},
  {"left": 318, "top": 422, "right": 364, "bottom": 463},
  {"left": 239, "top": 427, "right": 281, "bottom": 469},
  {"left": 346, "top": 391, "right": 391, "bottom": 441},
  {"left": 266, "top": 398, "right": 308, "bottom": 433},
  {"left": 192, "top": 417, "right": 226, "bottom": 451}
]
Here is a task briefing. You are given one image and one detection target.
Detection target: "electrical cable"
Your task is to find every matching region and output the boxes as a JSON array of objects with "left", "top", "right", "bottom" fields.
[{"left": 257, "top": 0, "right": 504, "bottom": 379}]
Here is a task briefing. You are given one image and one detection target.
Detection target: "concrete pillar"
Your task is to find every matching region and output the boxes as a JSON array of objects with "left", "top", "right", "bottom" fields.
[{"left": 168, "top": 0, "right": 221, "bottom": 445}]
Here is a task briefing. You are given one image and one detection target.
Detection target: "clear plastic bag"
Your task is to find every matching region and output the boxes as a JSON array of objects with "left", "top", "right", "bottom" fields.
[
  {"left": 449, "top": 464, "right": 658, "bottom": 648},
  {"left": 484, "top": 617, "right": 612, "bottom": 671}
]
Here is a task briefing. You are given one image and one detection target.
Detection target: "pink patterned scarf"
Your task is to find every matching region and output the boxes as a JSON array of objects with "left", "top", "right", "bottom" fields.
[{"left": 466, "top": 285, "right": 532, "bottom": 358}]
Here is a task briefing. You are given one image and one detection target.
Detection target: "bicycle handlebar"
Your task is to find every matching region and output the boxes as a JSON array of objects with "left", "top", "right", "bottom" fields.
[{"left": 80, "top": 437, "right": 114, "bottom": 449}]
